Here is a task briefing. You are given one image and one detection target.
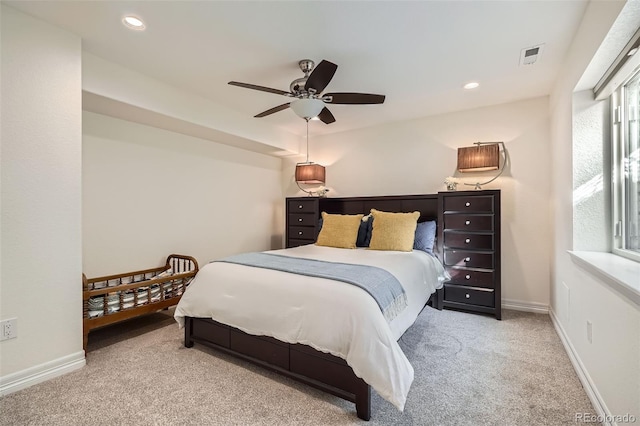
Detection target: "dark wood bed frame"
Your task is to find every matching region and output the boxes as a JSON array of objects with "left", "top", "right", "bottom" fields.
[{"left": 183, "top": 194, "right": 443, "bottom": 420}]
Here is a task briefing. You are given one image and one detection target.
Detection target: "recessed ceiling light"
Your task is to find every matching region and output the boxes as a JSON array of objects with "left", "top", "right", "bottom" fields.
[
  {"left": 123, "top": 15, "right": 145, "bottom": 30},
  {"left": 627, "top": 47, "right": 638, "bottom": 57},
  {"left": 464, "top": 82, "right": 480, "bottom": 90}
]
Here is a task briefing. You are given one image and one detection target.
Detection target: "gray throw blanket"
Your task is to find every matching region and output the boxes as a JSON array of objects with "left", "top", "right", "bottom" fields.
[{"left": 216, "top": 252, "right": 407, "bottom": 322}]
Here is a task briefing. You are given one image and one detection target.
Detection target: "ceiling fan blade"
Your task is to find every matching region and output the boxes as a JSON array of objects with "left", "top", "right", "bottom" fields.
[
  {"left": 317, "top": 107, "right": 336, "bottom": 124},
  {"left": 254, "top": 103, "right": 291, "bottom": 118},
  {"left": 305, "top": 60, "right": 338, "bottom": 93},
  {"left": 324, "top": 92, "right": 386, "bottom": 105},
  {"left": 229, "top": 81, "right": 291, "bottom": 96}
]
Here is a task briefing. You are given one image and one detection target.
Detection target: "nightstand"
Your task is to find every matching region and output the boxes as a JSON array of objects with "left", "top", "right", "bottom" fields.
[{"left": 285, "top": 197, "right": 320, "bottom": 248}]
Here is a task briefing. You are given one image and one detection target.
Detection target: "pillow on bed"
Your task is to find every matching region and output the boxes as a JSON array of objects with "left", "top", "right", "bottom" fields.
[
  {"left": 368, "top": 209, "right": 420, "bottom": 252},
  {"left": 356, "top": 214, "right": 372, "bottom": 247},
  {"left": 320, "top": 216, "right": 370, "bottom": 247},
  {"left": 414, "top": 220, "right": 437, "bottom": 254},
  {"left": 363, "top": 215, "right": 374, "bottom": 247},
  {"left": 316, "top": 212, "right": 364, "bottom": 249}
]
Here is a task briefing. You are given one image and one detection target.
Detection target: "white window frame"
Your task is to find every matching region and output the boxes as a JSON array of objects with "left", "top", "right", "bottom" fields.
[{"left": 611, "top": 73, "right": 640, "bottom": 263}]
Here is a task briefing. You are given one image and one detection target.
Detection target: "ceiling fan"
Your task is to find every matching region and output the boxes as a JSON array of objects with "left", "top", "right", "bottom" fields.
[{"left": 228, "top": 59, "right": 385, "bottom": 124}]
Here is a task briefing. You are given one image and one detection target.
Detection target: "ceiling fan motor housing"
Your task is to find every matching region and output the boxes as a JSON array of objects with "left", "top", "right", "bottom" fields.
[{"left": 290, "top": 77, "right": 308, "bottom": 94}]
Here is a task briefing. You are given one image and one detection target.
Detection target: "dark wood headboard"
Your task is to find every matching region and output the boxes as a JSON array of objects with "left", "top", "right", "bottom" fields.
[{"left": 318, "top": 193, "right": 439, "bottom": 223}]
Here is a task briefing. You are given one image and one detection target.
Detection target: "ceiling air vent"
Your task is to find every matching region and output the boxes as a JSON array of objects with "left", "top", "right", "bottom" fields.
[{"left": 519, "top": 44, "right": 545, "bottom": 66}]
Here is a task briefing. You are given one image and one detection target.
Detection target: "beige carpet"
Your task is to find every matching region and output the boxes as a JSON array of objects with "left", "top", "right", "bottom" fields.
[{"left": 0, "top": 307, "right": 596, "bottom": 425}]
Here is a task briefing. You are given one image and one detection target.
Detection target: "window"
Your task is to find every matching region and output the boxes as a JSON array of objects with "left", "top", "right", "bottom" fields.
[{"left": 612, "top": 69, "right": 640, "bottom": 261}]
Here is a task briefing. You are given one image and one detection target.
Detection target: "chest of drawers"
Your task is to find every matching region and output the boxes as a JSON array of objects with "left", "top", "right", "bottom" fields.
[
  {"left": 286, "top": 197, "right": 321, "bottom": 248},
  {"left": 438, "top": 190, "right": 501, "bottom": 319}
]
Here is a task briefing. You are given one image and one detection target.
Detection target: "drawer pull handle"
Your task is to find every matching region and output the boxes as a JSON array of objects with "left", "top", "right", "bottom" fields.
[
  {"left": 465, "top": 238, "right": 471, "bottom": 243},
  {"left": 465, "top": 293, "right": 470, "bottom": 299},
  {"left": 465, "top": 275, "right": 471, "bottom": 280},
  {"left": 465, "top": 257, "right": 471, "bottom": 262},
  {"left": 465, "top": 202, "right": 471, "bottom": 207},
  {"left": 298, "top": 205, "right": 303, "bottom": 209},
  {"left": 465, "top": 220, "right": 471, "bottom": 225},
  {"left": 298, "top": 231, "right": 303, "bottom": 235},
  {"left": 298, "top": 218, "right": 303, "bottom": 222}
]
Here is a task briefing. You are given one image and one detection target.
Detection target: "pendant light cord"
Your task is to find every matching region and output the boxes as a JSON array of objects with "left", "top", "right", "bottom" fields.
[
  {"left": 298, "top": 118, "right": 313, "bottom": 195},
  {"left": 305, "top": 118, "right": 310, "bottom": 163}
]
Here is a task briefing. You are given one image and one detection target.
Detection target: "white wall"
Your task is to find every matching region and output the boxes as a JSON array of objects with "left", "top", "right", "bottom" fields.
[
  {"left": 285, "top": 97, "right": 552, "bottom": 310},
  {"left": 0, "top": 5, "right": 83, "bottom": 382},
  {"left": 549, "top": 0, "right": 640, "bottom": 420},
  {"left": 572, "top": 90, "right": 611, "bottom": 252},
  {"left": 83, "top": 112, "right": 283, "bottom": 276}
]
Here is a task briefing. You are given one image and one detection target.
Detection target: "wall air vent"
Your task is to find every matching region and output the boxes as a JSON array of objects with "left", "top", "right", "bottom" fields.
[{"left": 519, "top": 44, "right": 545, "bottom": 66}]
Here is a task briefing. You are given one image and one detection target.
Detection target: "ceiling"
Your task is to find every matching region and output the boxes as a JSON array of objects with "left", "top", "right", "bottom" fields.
[{"left": 5, "top": 1, "right": 589, "bottom": 137}]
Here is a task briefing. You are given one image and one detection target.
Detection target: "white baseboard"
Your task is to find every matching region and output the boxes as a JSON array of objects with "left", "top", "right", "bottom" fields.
[
  {"left": 502, "top": 298, "right": 549, "bottom": 314},
  {"left": 0, "top": 351, "right": 85, "bottom": 396},
  {"left": 549, "top": 309, "right": 614, "bottom": 426}
]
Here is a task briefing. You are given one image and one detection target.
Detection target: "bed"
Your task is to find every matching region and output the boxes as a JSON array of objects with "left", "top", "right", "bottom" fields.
[{"left": 174, "top": 194, "right": 446, "bottom": 420}]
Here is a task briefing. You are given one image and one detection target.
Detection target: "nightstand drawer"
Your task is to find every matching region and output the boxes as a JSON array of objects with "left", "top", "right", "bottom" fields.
[
  {"left": 289, "top": 213, "right": 317, "bottom": 226},
  {"left": 446, "top": 268, "right": 495, "bottom": 288},
  {"left": 444, "top": 196, "right": 494, "bottom": 213},
  {"left": 445, "top": 284, "right": 495, "bottom": 307},
  {"left": 444, "top": 232, "right": 493, "bottom": 250},
  {"left": 444, "top": 214, "right": 493, "bottom": 231},
  {"left": 289, "top": 226, "right": 316, "bottom": 240},
  {"left": 444, "top": 250, "right": 494, "bottom": 269},
  {"left": 287, "top": 199, "right": 318, "bottom": 213}
]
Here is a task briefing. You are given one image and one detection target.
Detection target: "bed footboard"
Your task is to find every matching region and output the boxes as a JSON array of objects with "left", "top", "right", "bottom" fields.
[{"left": 184, "top": 316, "right": 371, "bottom": 421}]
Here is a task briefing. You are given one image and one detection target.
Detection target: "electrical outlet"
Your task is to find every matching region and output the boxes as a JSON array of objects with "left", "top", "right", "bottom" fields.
[
  {"left": 586, "top": 320, "right": 593, "bottom": 343},
  {"left": 1, "top": 318, "right": 17, "bottom": 341}
]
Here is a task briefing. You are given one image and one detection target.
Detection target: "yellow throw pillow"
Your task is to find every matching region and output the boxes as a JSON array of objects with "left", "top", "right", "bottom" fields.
[
  {"left": 368, "top": 209, "right": 420, "bottom": 252},
  {"left": 316, "top": 212, "right": 364, "bottom": 249}
]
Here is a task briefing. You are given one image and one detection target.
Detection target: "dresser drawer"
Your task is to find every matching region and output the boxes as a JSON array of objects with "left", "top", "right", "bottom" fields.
[
  {"left": 444, "top": 232, "right": 494, "bottom": 250},
  {"left": 287, "top": 199, "right": 318, "bottom": 213},
  {"left": 446, "top": 268, "right": 495, "bottom": 288},
  {"left": 443, "top": 196, "right": 494, "bottom": 213},
  {"left": 444, "top": 250, "right": 494, "bottom": 269},
  {"left": 444, "top": 214, "right": 493, "bottom": 231},
  {"left": 289, "top": 226, "right": 316, "bottom": 240},
  {"left": 445, "top": 284, "right": 495, "bottom": 308},
  {"left": 289, "top": 213, "right": 317, "bottom": 227}
]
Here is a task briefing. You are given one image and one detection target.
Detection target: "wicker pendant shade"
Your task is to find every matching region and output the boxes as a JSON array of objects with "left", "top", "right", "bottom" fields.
[
  {"left": 457, "top": 143, "right": 500, "bottom": 172},
  {"left": 295, "top": 163, "right": 325, "bottom": 184}
]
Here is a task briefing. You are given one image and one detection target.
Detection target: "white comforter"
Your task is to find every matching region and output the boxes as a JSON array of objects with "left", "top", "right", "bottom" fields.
[{"left": 174, "top": 244, "right": 446, "bottom": 410}]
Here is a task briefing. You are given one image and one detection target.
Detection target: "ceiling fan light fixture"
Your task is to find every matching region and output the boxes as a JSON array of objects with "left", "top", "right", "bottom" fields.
[{"left": 290, "top": 98, "right": 325, "bottom": 119}]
